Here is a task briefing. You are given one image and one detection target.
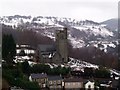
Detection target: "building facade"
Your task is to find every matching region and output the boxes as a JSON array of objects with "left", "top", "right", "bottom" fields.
[
  {"left": 29, "top": 73, "right": 48, "bottom": 88},
  {"left": 37, "top": 27, "right": 68, "bottom": 64},
  {"left": 84, "top": 81, "right": 95, "bottom": 90},
  {"left": 63, "top": 78, "right": 83, "bottom": 89},
  {"left": 47, "top": 76, "right": 63, "bottom": 89}
]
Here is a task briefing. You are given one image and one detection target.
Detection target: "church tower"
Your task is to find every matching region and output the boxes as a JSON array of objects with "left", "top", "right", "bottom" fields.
[{"left": 55, "top": 27, "right": 68, "bottom": 63}]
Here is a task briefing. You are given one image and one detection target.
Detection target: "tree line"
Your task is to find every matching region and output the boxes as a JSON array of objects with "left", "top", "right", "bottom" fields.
[{"left": 20, "top": 61, "right": 71, "bottom": 76}]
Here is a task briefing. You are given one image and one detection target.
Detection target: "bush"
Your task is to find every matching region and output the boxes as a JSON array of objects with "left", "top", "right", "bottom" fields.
[
  {"left": 94, "top": 67, "right": 110, "bottom": 78},
  {"left": 30, "top": 64, "right": 70, "bottom": 75}
]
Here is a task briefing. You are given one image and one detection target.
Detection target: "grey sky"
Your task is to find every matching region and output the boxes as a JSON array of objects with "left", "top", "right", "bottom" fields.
[{"left": 0, "top": 0, "right": 119, "bottom": 22}]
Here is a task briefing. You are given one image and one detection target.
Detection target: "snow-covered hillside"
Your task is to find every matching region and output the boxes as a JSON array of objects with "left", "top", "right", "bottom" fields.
[
  {"left": 44, "top": 57, "right": 99, "bottom": 70},
  {"left": 0, "top": 15, "right": 32, "bottom": 27},
  {"left": 73, "top": 25, "right": 113, "bottom": 37},
  {"left": 68, "top": 57, "right": 98, "bottom": 69},
  {"left": 0, "top": 15, "right": 117, "bottom": 49}
]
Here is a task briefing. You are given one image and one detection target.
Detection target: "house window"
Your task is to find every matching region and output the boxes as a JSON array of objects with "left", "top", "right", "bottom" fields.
[
  {"left": 49, "top": 81, "right": 52, "bottom": 84},
  {"left": 57, "top": 80, "right": 61, "bottom": 84},
  {"left": 54, "top": 81, "right": 56, "bottom": 84}
]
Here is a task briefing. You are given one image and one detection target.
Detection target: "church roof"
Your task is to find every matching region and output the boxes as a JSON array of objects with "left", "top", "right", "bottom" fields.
[{"left": 38, "top": 44, "right": 56, "bottom": 52}]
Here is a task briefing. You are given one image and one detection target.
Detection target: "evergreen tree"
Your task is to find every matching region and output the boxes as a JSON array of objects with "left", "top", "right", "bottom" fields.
[
  {"left": 21, "top": 61, "right": 30, "bottom": 75},
  {"left": 2, "top": 34, "right": 16, "bottom": 63}
]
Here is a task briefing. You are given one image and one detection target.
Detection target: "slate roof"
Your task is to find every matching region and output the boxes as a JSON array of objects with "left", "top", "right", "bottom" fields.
[
  {"left": 94, "top": 78, "right": 112, "bottom": 84},
  {"left": 38, "top": 44, "right": 56, "bottom": 52},
  {"left": 48, "top": 76, "right": 62, "bottom": 81},
  {"left": 31, "top": 73, "right": 47, "bottom": 79},
  {"left": 64, "top": 78, "right": 83, "bottom": 82}
]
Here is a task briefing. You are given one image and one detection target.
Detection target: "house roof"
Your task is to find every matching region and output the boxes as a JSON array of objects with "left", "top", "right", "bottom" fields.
[
  {"left": 31, "top": 73, "right": 47, "bottom": 79},
  {"left": 64, "top": 78, "right": 83, "bottom": 82},
  {"left": 38, "top": 44, "right": 56, "bottom": 52},
  {"left": 48, "top": 76, "right": 62, "bottom": 81},
  {"left": 84, "top": 80, "right": 95, "bottom": 84},
  {"left": 94, "top": 78, "right": 112, "bottom": 83},
  {"left": 84, "top": 80, "right": 95, "bottom": 85}
]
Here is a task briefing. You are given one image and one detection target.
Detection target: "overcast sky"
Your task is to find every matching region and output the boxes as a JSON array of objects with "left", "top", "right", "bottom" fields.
[{"left": 0, "top": 0, "right": 119, "bottom": 22}]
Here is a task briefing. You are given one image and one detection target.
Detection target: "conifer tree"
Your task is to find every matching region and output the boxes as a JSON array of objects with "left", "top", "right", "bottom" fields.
[{"left": 2, "top": 34, "right": 16, "bottom": 63}]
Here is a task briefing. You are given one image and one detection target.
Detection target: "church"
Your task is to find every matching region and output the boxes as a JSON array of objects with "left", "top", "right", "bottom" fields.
[{"left": 36, "top": 27, "right": 68, "bottom": 64}]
